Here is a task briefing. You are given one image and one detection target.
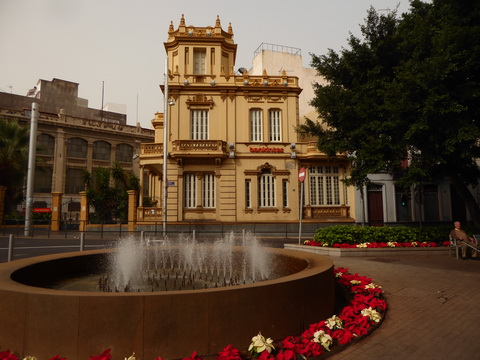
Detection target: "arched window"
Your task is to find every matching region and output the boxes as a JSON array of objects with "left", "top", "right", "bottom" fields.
[
  {"left": 37, "top": 133, "right": 55, "bottom": 155},
  {"left": 116, "top": 143, "right": 133, "bottom": 163},
  {"left": 67, "top": 138, "right": 88, "bottom": 158},
  {"left": 93, "top": 141, "right": 111, "bottom": 161}
]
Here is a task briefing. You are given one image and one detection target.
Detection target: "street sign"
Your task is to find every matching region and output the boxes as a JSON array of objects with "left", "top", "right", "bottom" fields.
[
  {"left": 33, "top": 208, "right": 51, "bottom": 213},
  {"left": 298, "top": 167, "right": 306, "bottom": 182}
]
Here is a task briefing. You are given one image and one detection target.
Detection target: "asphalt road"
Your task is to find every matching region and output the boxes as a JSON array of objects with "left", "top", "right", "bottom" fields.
[{"left": 0, "top": 229, "right": 302, "bottom": 262}]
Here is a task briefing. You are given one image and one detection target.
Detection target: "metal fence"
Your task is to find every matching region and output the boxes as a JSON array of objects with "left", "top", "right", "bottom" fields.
[{"left": 0, "top": 220, "right": 326, "bottom": 262}]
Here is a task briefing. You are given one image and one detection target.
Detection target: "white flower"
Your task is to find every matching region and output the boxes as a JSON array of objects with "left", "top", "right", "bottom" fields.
[
  {"left": 125, "top": 353, "right": 136, "bottom": 360},
  {"left": 411, "top": 241, "right": 418, "bottom": 247},
  {"left": 361, "top": 307, "right": 382, "bottom": 323},
  {"left": 248, "top": 332, "right": 275, "bottom": 354},
  {"left": 365, "top": 282, "right": 382, "bottom": 290},
  {"left": 335, "top": 272, "right": 343, "bottom": 278},
  {"left": 312, "top": 330, "right": 333, "bottom": 351},
  {"left": 356, "top": 243, "right": 368, "bottom": 248},
  {"left": 325, "top": 315, "right": 343, "bottom": 330},
  {"left": 387, "top": 242, "right": 396, "bottom": 247},
  {"left": 350, "top": 280, "right": 361, "bottom": 285},
  {"left": 23, "top": 357, "right": 37, "bottom": 360}
]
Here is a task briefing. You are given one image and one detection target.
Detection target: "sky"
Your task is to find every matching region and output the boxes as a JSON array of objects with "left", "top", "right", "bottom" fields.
[{"left": 0, "top": 0, "right": 413, "bottom": 129}]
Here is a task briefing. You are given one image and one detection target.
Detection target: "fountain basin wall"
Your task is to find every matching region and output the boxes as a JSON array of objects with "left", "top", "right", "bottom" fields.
[{"left": 0, "top": 248, "right": 334, "bottom": 360}]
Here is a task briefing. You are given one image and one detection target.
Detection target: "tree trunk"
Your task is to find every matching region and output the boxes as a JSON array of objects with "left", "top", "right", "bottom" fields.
[{"left": 451, "top": 176, "right": 480, "bottom": 229}]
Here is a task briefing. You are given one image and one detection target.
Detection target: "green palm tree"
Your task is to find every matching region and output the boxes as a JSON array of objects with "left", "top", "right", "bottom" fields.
[{"left": 0, "top": 119, "right": 30, "bottom": 213}]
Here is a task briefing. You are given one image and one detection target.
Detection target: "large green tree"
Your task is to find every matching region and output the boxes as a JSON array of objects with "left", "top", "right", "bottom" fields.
[
  {"left": 0, "top": 119, "right": 30, "bottom": 213},
  {"left": 299, "top": 0, "right": 480, "bottom": 227},
  {"left": 83, "top": 162, "right": 140, "bottom": 224}
]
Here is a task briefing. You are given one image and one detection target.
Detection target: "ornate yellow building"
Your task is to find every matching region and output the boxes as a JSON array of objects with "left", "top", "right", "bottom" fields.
[{"left": 138, "top": 15, "right": 354, "bottom": 225}]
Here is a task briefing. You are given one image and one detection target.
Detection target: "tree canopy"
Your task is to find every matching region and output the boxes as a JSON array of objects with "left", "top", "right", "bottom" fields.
[
  {"left": 0, "top": 118, "right": 30, "bottom": 212},
  {"left": 298, "top": 0, "right": 480, "bottom": 225}
]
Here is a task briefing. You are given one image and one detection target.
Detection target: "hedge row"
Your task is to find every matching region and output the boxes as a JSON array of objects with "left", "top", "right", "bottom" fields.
[{"left": 311, "top": 225, "right": 453, "bottom": 247}]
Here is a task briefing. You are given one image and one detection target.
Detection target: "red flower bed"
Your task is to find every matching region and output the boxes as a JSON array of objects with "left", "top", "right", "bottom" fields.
[{"left": 304, "top": 240, "right": 448, "bottom": 248}]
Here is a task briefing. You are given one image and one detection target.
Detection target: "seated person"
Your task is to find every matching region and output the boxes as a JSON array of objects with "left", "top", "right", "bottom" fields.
[{"left": 450, "top": 221, "right": 479, "bottom": 260}]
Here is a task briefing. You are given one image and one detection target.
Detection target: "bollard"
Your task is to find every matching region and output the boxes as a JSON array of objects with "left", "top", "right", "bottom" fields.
[
  {"left": 80, "top": 232, "right": 85, "bottom": 251},
  {"left": 8, "top": 234, "right": 14, "bottom": 261},
  {"left": 242, "top": 229, "right": 245, "bottom": 247},
  {"left": 192, "top": 230, "right": 196, "bottom": 242}
]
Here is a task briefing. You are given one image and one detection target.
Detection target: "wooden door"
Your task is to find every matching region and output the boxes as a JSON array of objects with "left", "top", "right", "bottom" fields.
[{"left": 368, "top": 184, "right": 384, "bottom": 226}]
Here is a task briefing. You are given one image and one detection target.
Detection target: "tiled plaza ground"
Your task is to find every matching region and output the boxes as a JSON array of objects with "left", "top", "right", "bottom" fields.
[{"left": 329, "top": 254, "right": 480, "bottom": 360}]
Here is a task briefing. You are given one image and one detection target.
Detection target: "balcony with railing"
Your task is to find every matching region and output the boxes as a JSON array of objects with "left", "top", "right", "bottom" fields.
[
  {"left": 299, "top": 142, "right": 348, "bottom": 160},
  {"left": 137, "top": 207, "right": 162, "bottom": 222},
  {"left": 171, "top": 140, "right": 228, "bottom": 159}
]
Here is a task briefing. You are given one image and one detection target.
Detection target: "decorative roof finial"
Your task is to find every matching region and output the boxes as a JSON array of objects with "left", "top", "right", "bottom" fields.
[
  {"left": 228, "top": 22, "right": 232, "bottom": 33},
  {"left": 180, "top": 14, "right": 185, "bottom": 26},
  {"left": 168, "top": 21, "right": 174, "bottom": 32},
  {"left": 215, "top": 15, "right": 221, "bottom": 28}
]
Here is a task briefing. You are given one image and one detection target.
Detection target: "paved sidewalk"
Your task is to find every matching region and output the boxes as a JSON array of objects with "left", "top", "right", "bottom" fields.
[{"left": 329, "top": 254, "right": 480, "bottom": 360}]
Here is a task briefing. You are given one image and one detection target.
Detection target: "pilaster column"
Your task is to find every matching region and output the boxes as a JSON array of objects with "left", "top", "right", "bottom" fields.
[
  {"left": 127, "top": 190, "right": 137, "bottom": 232},
  {"left": 79, "top": 191, "right": 88, "bottom": 231},
  {"left": 51, "top": 192, "right": 63, "bottom": 231},
  {"left": 196, "top": 173, "right": 203, "bottom": 208},
  {"left": 139, "top": 165, "right": 144, "bottom": 207}
]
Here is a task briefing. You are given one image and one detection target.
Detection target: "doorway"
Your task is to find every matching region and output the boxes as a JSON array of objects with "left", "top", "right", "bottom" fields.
[{"left": 368, "top": 184, "right": 384, "bottom": 226}]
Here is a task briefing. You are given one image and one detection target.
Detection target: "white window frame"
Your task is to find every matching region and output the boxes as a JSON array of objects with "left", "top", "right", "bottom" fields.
[
  {"left": 250, "top": 109, "right": 262, "bottom": 142},
  {"left": 184, "top": 173, "right": 197, "bottom": 208},
  {"left": 202, "top": 173, "right": 215, "bottom": 208},
  {"left": 191, "top": 110, "right": 209, "bottom": 140},
  {"left": 309, "top": 166, "right": 340, "bottom": 206},
  {"left": 269, "top": 109, "right": 281, "bottom": 142},
  {"left": 258, "top": 172, "right": 276, "bottom": 207},
  {"left": 193, "top": 48, "right": 206, "bottom": 74}
]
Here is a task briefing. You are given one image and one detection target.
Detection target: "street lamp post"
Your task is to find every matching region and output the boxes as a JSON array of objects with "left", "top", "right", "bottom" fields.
[
  {"left": 162, "top": 58, "right": 169, "bottom": 236},
  {"left": 24, "top": 102, "right": 39, "bottom": 236}
]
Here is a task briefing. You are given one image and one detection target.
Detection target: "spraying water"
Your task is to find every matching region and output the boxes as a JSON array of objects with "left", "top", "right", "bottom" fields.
[{"left": 99, "top": 231, "right": 273, "bottom": 292}]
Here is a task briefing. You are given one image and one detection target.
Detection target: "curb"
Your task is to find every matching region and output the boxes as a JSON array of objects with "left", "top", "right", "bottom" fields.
[{"left": 284, "top": 244, "right": 450, "bottom": 257}]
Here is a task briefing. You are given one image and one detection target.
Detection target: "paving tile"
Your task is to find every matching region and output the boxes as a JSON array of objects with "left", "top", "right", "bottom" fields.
[{"left": 329, "top": 255, "right": 480, "bottom": 359}]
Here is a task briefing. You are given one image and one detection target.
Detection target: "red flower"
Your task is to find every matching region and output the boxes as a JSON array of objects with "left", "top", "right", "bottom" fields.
[
  {"left": 88, "top": 349, "right": 111, "bottom": 360},
  {"left": 48, "top": 355, "right": 67, "bottom": 360},
  {"left": 257, "top": 351, "right": 274, "bottom": 360},
  {"left": 183, "top": 351, "right": 203, "bottom": 360},
  {"left": 332, "top": 329, "right": 355, "bottom": 345},
  {"left": 218, "top": 345, "right": 241, "bottom": 360},
  {"left": 0, "top": 350, "right": 18, "bottom": 360}
]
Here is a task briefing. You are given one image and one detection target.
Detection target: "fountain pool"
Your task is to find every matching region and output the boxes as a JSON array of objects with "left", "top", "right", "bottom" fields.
[{"left": 0, "top": 234, "right": 335, "bottom": 359}]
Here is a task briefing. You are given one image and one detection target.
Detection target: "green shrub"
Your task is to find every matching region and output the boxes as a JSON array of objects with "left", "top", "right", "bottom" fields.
[{"left": 312, "top": 225, "right": 453, "bottom": 247}]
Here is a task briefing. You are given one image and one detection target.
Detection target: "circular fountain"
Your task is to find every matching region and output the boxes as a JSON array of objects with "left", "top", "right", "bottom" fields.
[{"left": 0, "top": 233, "right": 335, "bottom": 359}]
